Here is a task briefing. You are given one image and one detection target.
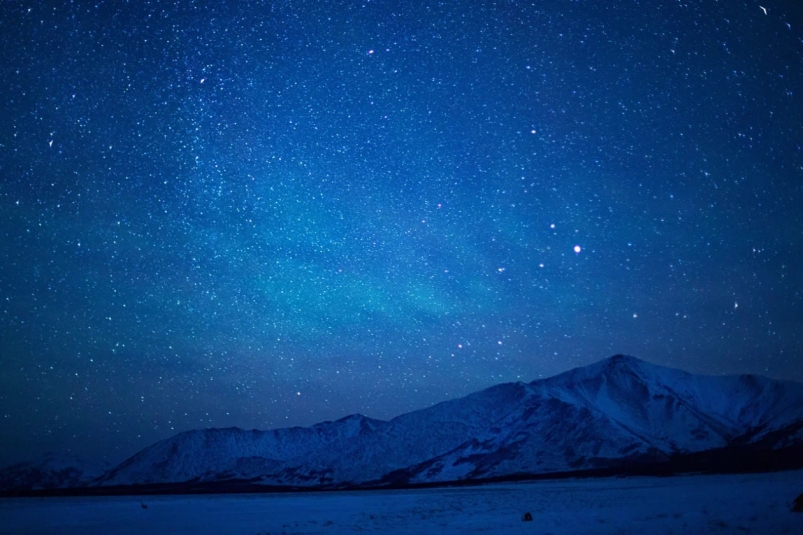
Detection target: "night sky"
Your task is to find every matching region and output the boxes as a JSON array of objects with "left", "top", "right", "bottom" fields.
[{"left": 1, "top": 0, "right": 802, "bottom": 466}]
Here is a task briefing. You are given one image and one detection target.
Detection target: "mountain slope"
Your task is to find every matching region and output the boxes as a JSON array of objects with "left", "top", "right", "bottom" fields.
[
  {"left": 88, "top": 355, "right": 803, "bottom": 490},
  {"left": 0, "top": 453, "right": 109, "bottom": 491},
  {"left": 394, "top": 355, "right": 803, "bottom": 484},
  {"left": 97, "top": 380, "right": 535, "bottom": 487}
]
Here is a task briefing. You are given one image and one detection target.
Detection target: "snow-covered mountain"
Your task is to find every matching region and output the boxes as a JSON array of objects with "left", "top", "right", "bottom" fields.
[
  {"left": 89, "top": 355, "right": 803, "bottom": 490},
  {"left": 3, "top": 355, "right": 802, "bottom": 494},
  {"left": 0, "top": 452, "right": 109, "bottom": 491}
]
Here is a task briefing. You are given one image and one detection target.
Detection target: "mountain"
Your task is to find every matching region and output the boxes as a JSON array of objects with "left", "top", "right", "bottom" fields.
[
  {"left": 0, "top": 452, "right": 109, "bottom": 491},
  {"left": 90, "top": 355, "right": 803, "bottom": 491},
  {"left": 3, "top": 355, "right": 803, "bottom": 494},
  {"left": 395, "top": 355, "right": 803, "bottom": 484}
]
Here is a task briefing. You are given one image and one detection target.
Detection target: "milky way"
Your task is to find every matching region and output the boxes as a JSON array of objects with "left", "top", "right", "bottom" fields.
[{"left": 1, "top": 0, "right": 802, "bottom": 464}]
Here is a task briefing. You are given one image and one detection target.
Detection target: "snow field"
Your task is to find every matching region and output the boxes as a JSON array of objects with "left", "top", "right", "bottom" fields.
[{"left": 1, "top": 470, "right": 801, "bottom": 534}]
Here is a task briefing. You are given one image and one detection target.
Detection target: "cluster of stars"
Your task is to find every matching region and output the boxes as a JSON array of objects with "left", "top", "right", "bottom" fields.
[{"left": 0, "top": 0, "right": 801, "bottom": 466}]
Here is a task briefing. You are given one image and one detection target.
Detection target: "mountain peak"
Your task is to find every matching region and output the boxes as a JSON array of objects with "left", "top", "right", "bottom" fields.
[
  {"left": 600, "top": 354, "right": 655, "bottom": 374},
  {"left": 588, "top": 353, "right": 636, "bottom": 370},
  {"left": 606, "top": 354, "right": 642, "bottom": 365},
  {"left": 537, "top": 354, "right": 650, "bottom": 389},
  {"left": 336, "top": 413, "right": 367, "bottom": 422}
]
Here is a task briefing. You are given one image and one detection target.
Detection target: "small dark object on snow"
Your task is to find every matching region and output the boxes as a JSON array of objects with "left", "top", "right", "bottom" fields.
[
  {"left": 522, "top": 512, "right": 533, "bottom": 522},
  {"left": 141, "top": 502, "right": 147, "bottom": 509},
  {"left": 793, "top": 493, "right": 803, "bottom": 513}
]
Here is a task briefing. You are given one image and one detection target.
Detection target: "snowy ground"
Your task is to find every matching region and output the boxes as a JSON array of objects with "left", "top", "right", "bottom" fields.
[{"left": 1, "top": 470, "right": 801, "bottom": 534}]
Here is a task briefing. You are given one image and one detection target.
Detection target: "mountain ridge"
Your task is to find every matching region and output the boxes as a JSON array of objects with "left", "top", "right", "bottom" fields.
[{"left": 3, "top": 354, "right": 802, "bottom": 494}]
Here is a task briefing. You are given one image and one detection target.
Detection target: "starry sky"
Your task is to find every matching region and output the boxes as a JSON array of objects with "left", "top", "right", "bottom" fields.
[{"left": 1, "top": 0, "right": 802, "bottom": 466}]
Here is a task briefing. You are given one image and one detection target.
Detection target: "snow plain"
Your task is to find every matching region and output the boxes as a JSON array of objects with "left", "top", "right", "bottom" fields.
[{"left": 1, "top": 470, "right": 801, "bottom": 534}]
